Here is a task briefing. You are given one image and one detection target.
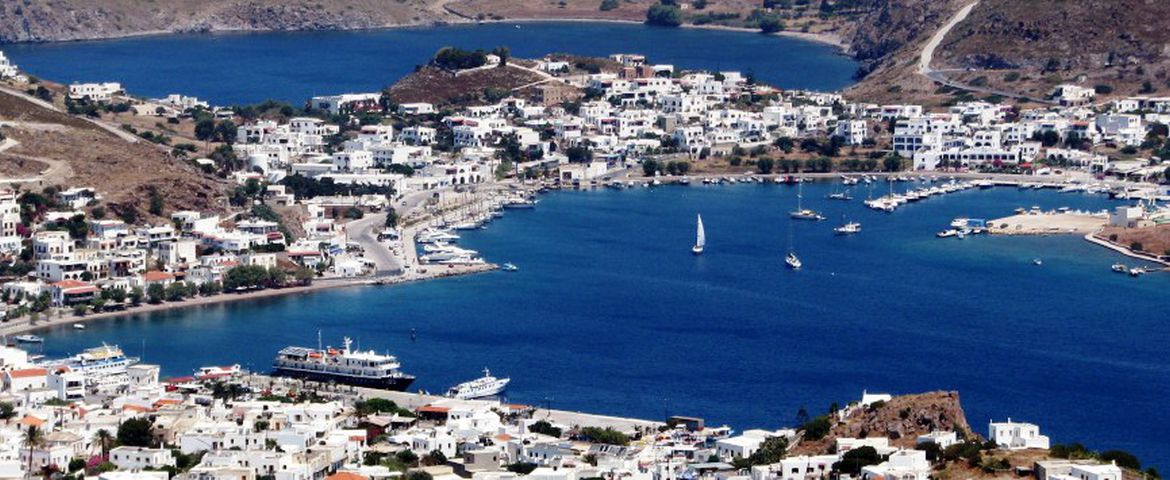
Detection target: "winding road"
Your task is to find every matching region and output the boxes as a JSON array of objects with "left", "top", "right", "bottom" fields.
[{"left": 917, "top": 1, "right": 1054, "bottom": 104}]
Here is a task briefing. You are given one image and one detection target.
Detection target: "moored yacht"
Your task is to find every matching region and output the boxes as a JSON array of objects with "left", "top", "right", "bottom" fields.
[
  {"left": 446, "top": 368, "right": 510, "bottom": 399},
  {"left": 834, "top": 220, "right": 861, "bottom": 235},
  {"left": 272, "top": 337, "right": 415, "bottom": 391}
]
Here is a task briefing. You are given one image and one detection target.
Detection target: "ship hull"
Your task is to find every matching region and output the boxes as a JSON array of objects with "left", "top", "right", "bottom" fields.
[{"left": 271, "top": 367, "right": 415, "bottom": 391}]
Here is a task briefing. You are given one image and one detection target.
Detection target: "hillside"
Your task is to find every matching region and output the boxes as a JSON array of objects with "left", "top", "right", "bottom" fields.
[
  {"left": 789, "top": 391, "right": 976, "bottom": 455},
  {"left": 385, "top": 64, "right": 547, "bottom": 107},
  {"left": 0, "top": 88, "right": 229, "bottom": 220}
]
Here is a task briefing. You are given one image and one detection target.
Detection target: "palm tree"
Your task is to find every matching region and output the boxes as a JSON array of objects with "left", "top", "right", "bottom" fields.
[
  {"left": 94, "top": 429, "right": 113, "bottom": 460},
  {"left": 23, "top": 425, "right": 44, "bottom": 477}
]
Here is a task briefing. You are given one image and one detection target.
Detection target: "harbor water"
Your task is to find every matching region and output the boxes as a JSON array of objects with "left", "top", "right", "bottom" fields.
[
  {"left": 1, "top": 22, "right": 858, "bottom": 105},
  {"left": 34, "top": 182, "right": 1169, "bottom": 465}
]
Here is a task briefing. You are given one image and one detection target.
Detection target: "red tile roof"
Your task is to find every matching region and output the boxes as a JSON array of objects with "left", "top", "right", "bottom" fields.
[{"left": 8, "top": 368, "right": 48, "bottom": 379}]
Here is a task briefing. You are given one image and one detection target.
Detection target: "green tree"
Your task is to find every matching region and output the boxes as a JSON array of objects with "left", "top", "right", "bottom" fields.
[
  {"left": 149, "top": 188, "right": 165, "bottom": 216},
  {"left": 194, "top": 119, "right": 216, "bottom": 141},
  {"left": 883, "top": 154, "right": 904, "bottom": 172},
  {"left": 129, "top": 287, "right": 145, "bottom": 306},
  {"left": 385, "top": 208, "right": 399, "bottom": 229},
  {"left": 758, "top": 15, "right": 784, "bottom": 33},
  {"left": 23, "top": 425, "right": 43, "bottom": 476},
  {"left": 645, "top": 4, "right": 683, "bottom": 26},
  {"left": 600, "top": 0, "right": 620, "bottom": 10},
  {"left": 528, "top": 420, "right": 562, "bottom": 438},
  {"left": 566, "top": 145, "right": 593, "bottom": 163},
  {"left": 94, "top": 429, "right": 114, "bottom": 460},
  {"left": 117, "top": 418, "right": 155, "bottom": 447},
  {"left": 801, "top": 415, "right": 832, "bottom": 441},
  {"left": 0, "top": 402, "right": 14, "bottom": 420},
  {"left": 833, "top": 446, "right": 881, "bottom": 475},
  {"left": 642, "top": 159, "right": 661, "bottom": 177},
  {"left": 215, "top": 120, "right": 238, "bottom": 144},
  {"left": 146, "top": 283, "right": 165, "bottom": 304}
]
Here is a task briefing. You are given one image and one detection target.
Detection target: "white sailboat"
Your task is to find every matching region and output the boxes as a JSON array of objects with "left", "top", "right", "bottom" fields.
[
  {"left": 790, "top": 182, "right": 826, "bottom": 220},
  {"left": 692, "top": 214, "right": 706, "bottom": 255}
]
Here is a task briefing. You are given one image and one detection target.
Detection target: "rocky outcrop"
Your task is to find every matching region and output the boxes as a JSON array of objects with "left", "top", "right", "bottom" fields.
[{"left": 789, "top": 391, "right": 977, "bottom": 455}]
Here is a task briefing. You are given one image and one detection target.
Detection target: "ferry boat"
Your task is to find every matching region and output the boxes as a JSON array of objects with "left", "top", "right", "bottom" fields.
[
  {"left": 446, "top": 368, "right": 510, "bottom": 399},
  {"left": 40, "top": 344, "right": 139, "bottom": 387},
  {"left": 272, "top": 337, "right": 415, "bottom": 391},
  {"left": 15, "top": 335, "right": 43, "bottom": 344}
]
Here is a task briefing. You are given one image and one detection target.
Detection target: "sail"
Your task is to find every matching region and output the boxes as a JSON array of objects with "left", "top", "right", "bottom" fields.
[{"left": 696, "top": 214, "right": 706, "bottom": 248}]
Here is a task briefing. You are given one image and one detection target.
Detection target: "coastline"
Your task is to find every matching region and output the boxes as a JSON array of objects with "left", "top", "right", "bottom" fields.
[
  {"left": 0, "top": 17, "right": 847, "bottom": 52},
  {"left": 0, "top": 263, "right": 497, "bottom": 339},
  {"left": 1083, "top": 232, "right": 1170, "bottom": 267}
]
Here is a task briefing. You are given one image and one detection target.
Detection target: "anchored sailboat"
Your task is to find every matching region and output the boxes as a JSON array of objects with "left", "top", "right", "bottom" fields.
[
  {"left": 692, "top": 214, "right": 706, "bottom": 255},
  {"left": 790, "top": 182, "right": 826, "bottom": 220}
]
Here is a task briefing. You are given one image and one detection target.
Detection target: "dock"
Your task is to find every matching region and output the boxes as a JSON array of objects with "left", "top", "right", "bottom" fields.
[
  {"left": 242, "top": 374, "right": 663, "bottom": 434},
  {"left": 987, "top": 212, "right": 1108, "bottom": 235}
]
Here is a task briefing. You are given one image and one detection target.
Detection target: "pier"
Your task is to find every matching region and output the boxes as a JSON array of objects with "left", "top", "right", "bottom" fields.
[
  {"left": 242, "top": 374, "right": 664, "bottom": 434},
  {"left": 987, "top": 211, "right": 1108, "bottom": 235}
]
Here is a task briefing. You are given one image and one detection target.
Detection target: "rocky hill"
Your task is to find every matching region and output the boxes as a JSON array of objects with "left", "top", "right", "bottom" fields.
[{"left": 789, "top": 391, "right": 976, "bottom": 455}]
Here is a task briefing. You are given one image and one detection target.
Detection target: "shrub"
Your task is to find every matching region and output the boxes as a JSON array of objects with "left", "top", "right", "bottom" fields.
[
  {"left": 645, "top": 4, "right": 682, "bottom": 26},
  {"left": 599, "top": 0, "right": 619, "bottom": 11}
]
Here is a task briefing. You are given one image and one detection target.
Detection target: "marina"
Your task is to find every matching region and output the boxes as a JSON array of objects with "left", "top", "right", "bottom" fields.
[{"left": 19, "top": 177, "right": 1170, "bottom": 467}]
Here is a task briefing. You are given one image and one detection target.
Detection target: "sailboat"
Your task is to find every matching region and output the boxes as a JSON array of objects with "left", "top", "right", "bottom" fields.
[
  {"left": 692, "top": 214, "right": 706, "bottom": 255},
  {"left": 790, "top": 182, "right": 826, "bottom": 220}
]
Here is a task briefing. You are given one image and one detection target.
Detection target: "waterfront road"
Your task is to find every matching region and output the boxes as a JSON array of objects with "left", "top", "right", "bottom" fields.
[{"left": 346, "top": 212, "right": 402, "bottom": 276}]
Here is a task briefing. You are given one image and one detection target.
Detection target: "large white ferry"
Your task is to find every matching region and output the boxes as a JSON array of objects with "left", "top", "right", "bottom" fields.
[
  {"left": 446, "top": 368, "right": 510, "bottom": 399},
  {"left": 272, "top": 337, "right": 415, "bottom": 391},
  {"left": 40, "top": 344, "right": 139, "bottom": 387}
]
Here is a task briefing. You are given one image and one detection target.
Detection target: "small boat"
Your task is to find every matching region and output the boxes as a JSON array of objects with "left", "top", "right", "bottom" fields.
[
  {"left": 72, "top": 323, "right": 86, "bottom": 330},
  {"left": 936, "top": 229, "right": 958, "bottom": 238},
  {"left": 195, "top": 364, "right": 241, "bottom": 380},
  {"left": 950, "top": 218, "right": 970, "bottom": 229},
  {"left": 827, "top": 192, "right": 853, "bottom": 201},
  {"left": 1111, "top": 263, "right": 1128, "bottom": 273},
  {"left": 502, "top": 263, "right": 519, "bottom": 272},
  {"left": 692, "top": 214, "right": 706, "bottom": 255},
  {"left": 834, "top": 220, "right": 861, "bottom": 235},
  {"left": 1032, "top": 259, "right": 1043, "bottom": 266},
  {"left": 15, "top": 335, "right": 43, "bottom": 344},
  {"left": 1129, "top": 267, "right": 1146, "bottom": 277},
  {"left": 785, "top": 252, "right": 802, "bottom": 270}
]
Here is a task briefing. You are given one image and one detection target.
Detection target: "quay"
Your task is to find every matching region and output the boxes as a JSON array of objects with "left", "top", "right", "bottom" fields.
[
  {"left": 241, "top": 373, "right": 665, "bottom": 434},
  {"left": 987, "top": 211, "right": 1108, "bottom": 235}
]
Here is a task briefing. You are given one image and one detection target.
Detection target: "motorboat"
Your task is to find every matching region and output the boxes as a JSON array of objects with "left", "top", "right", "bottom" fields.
[
  {"left": 834, "top": 221, "right": 861, "bottom": 235},
  {"left": 502, "top": 263, "right": 519, "bottom": 272},
  {"left": 937, "top": 229, "right": 958, "bottom": 238},
  {"left": 446, "top": 368, "right": 510, "bottom": 399},
  {"left": 1112, "top": 264, "right": 1128, "bottom": 273},
  {"left": 15, "top": 335, "right": 43, "bottom": 344},
  {"left": 785, "top": 252, "right": 802, "bottom": 269}
]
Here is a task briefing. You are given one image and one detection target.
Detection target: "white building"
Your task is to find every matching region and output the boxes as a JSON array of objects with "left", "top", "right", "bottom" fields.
[
  {"left": 68, "top": 82, "right": 123, "bottom": 101},
  {"left": 988, "top": 420, "right": 1050, "bottom": 450}
]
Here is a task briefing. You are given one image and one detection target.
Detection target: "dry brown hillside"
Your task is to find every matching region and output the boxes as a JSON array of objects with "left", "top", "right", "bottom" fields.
[
  {"left": 0, "top": 89, "right": 229, "bottom": 220},
  {"left": 789, "top": 391, "right": 976, "bottom": 455},
  {"left": 385, "top": 64, "right": 546, "bottom": 107},
  {"left": 931, "top": 0, "right": 1170, "bottom": 98}
]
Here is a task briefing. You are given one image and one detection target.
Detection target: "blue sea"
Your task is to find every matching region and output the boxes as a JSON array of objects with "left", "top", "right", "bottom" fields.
[
  {"left": 0, "top": 22, "right": 857, "bottom": 105},
  {"left": 32, "top": 183, "right": 1170, "bottom": 466}
]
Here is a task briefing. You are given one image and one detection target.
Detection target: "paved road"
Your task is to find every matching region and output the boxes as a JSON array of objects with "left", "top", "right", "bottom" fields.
[
  {"left": 346, "top": 213, "right": 403, "bottom": 276},
  {"left": 916, "top": 1, "right": 1054, "bottom": 104}
]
